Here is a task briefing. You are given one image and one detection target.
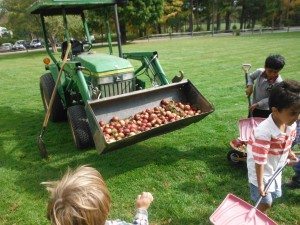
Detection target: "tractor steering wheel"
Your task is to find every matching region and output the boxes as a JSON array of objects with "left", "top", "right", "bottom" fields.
[{"left": 61, "top": 39, "right": 84, "bottom": 59}]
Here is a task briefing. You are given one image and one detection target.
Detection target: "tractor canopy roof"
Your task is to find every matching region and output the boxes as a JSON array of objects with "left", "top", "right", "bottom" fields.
[{"left": 28, "top": 0, "right": 124, "bottom": 15}]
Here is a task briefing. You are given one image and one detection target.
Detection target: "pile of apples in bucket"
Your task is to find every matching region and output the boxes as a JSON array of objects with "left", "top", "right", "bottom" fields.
[{"left": 99, "top": 99, "right": 202, "bottom": 143}]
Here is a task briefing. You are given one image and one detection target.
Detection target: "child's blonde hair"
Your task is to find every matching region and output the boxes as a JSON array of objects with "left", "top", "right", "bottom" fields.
[{"left": 42, "top": 165, "right": 111, "bottom": 225}]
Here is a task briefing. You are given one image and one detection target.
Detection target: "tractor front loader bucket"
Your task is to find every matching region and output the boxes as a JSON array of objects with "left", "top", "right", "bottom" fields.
[{"left": 85, "top": 80, "right": 214, "bottom": 154}]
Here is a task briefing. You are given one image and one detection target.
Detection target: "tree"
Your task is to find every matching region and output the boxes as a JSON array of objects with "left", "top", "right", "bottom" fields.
[
  {"left": 1, "top": 0, "right": 88, "bottom": 52},
  {"left": 248, "top": 0, "right": 266, "bottom": 28},
  {"left": 161, "top": 0, "right": 185, "bottom": 33},
  {"left": 44, "top": 15, "right": 84, "bottom": 52},
  {"left": 0, "top": 0, "right": 40, "bottom": 40},
  {"left": 159, "top": 0, "right": 187, "bottom": 32},
  {"left": 221, "top": 0, "right": 236, "bottom": 31},
  {"left": 236, "top": 0, "right": 265, "bottom": 29},
  {"left": 200, "top": 0, "right": 213, "bottom": 31},
  {"left": 264, "top": 0, "right": 283, "bottom": 27},
  {"left": 282, "top": 0, "right": 297, "bottom": 28},
  {"left": 118, "top": 0, "right": 164, "bottom": 43}
]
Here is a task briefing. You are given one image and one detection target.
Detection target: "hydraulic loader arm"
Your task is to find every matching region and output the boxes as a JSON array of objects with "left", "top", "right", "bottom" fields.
[{"left": 123, "top": 51, "right": 169, "bottom": 86}]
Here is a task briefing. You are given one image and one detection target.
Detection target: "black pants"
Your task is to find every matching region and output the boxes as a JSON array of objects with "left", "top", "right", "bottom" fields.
[{"left": 250, "top": 108, "right": 271, "bottom": 118}]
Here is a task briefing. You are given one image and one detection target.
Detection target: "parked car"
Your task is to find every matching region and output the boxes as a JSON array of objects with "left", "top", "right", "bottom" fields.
[
  {"left": 30, "top": 39, "right": 43, "bottom": 48},
  {"left": 12, "top": 40, "right": 27, "bottom": 51},
  {"left": 0, "top": 43, "right": 13, "bottom": 52},
  {"left": 15, "top": 40, "right": 30, "bottom": 49}
]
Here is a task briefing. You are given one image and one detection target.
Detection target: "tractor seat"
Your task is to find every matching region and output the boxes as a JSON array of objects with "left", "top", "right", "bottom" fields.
[{"left": 61, "top": 39, "right": 84, "bottom": 59}]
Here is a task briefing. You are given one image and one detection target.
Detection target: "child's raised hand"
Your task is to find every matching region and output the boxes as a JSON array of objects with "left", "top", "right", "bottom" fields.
[{"left": 136, "top": 192, "right": 154, "bottom": 210}]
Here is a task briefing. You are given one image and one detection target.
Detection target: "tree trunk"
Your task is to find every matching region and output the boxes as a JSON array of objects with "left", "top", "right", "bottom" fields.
[
  {"left": 239, "top": 6, "right": 244, "bottom": 30},
  {"left": 279, "top": 11, "right": 283, "bottom": 27},
  {"left": 119, "top": 21, "right": 127, "bottom": 44},
  {"left": 138, "top": 28, "right": 147, "bottom": 37},
  {"left": 225, "top": 11, "right": 231, "bottom": 31},
  {"left": 206, "top": 16, "right": 211, "bottom": 31},
  {"left": 216, "top": 12, "right": 221, "bottom": 31},
  {"left": 189, "top": 0, "right": 193, "bottom": 32},
  {"left": 157, "top": 23, "right": 162, "bottom": 34},
  {"left": 251, "top": 18, "right": 256, "bottom": 29},
  {"left": 49, "top": 34, "right": 57, "bottom": 53}
]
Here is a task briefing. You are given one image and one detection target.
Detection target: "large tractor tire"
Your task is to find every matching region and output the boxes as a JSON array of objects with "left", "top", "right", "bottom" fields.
[
  {"left": 67, "top": 105, "right": 94, "bottom": 149},
  {"left": 40, "top": 73, "right": 67, "bottom": 122}
]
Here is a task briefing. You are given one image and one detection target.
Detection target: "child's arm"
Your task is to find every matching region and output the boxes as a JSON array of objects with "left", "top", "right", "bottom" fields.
[
  {"left": 255, "top": 163, "right": 266, "bottom": 196},
  {"left": 132, "top": 192, "right": 154, "bottom": 225},
  {"left": 105, "top": 193, "right": 154, "bottom": 225},
  {"left": 250, "top": 98, "right": 268, "bottom": 111},
  {"left": 136, "top": 192, "right": 153, "bottom": 210},
  {"left": 288, "top": 150, "right": 299, "bottom": 166},
  {"left": 245, "top": 69, "right": 261, "bottom": 96},
  {"left": 251, "top": 76, "right": 283, "bottom": 110}
]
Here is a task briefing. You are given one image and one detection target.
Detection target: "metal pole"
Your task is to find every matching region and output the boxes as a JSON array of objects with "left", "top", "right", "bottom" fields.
[
  {"left": 40, "top": 14, "right": 58, "bottom": 66},
  {"left": 62, "top": 9, "right": 70, "bottom": 42},
  {"left": 81, "top": 12, "right": 91, "bottom": 44},
  {"left": 106, "top": 14, "right": 113, "bottom": 55},
  {"left": 114, "top": 4, "right": 122, "bottom": 57}
]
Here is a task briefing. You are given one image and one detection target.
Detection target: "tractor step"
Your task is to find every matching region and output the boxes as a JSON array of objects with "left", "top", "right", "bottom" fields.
[{"left": 85, "top": 79, "right": 214, "bottom": 154}]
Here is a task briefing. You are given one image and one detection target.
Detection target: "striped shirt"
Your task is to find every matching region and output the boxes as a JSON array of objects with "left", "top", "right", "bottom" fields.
[
  {"left": 247, "top": 114, "right": 297, "bottom": 192},
  {"left": 105, "top": 209, "right": 149, "bottom": 225}
]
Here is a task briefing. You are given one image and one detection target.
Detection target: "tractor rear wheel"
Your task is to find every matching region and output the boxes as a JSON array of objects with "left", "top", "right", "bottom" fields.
[
  {"left": 67, "top": 105, "right": 94, "bottom": 149},
  {"left": 40, "top": 73, "right": 67, "bottom": 122}
]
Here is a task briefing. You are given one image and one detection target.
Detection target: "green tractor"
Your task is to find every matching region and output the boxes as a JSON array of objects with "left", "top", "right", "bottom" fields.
[{"left": 29, "top": 0, "right": 214, "bottom": 158}]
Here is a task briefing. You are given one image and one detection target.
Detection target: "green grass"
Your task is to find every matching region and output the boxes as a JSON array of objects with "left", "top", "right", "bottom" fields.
[{"left": 0, "top": 32, "right": 300, "bottom": 225}]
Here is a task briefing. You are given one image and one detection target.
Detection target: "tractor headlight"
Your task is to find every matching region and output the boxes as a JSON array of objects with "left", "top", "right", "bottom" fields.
[{"left": 43, "top": 57, "right": 51, "bottom": 65}]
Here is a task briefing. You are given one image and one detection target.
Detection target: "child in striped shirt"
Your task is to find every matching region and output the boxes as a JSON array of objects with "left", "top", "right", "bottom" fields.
[{"left": 247, "top": 80, "right": 300, "bottom": 214}]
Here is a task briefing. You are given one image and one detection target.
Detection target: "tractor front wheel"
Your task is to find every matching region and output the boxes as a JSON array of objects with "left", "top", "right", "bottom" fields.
[
  {"left": 67, "top": 105, "right": 94, "bottom": 149},
  {"left": 40, "top": 73, "right": 66, "bottom": 122}
]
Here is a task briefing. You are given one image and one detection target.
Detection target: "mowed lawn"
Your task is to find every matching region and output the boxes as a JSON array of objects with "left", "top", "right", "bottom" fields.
[{"left": 0, "top": 32, "right": 299, "bottom": 225}]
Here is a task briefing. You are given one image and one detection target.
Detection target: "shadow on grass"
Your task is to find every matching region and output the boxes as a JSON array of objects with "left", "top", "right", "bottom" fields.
[{"left": 2, "top": 105, "right": 298, "bottom": 224}]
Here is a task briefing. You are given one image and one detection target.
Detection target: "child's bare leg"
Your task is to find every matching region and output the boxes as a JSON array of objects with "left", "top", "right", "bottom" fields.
[{"left": 257, "top": 203, "right": 271, "bottom": 214}]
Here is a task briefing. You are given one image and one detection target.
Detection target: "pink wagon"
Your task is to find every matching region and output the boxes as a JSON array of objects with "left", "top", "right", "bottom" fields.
[{"left": 227, "top": 117, "right": 265, "bottom": 165}]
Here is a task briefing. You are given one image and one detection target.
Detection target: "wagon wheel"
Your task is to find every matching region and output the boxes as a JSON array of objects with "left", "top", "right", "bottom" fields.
[
  {"left": 67, "top": 105, "right": 94, "bottom": 149},
  {"left": 227, "top": 150, "right": 245, "bottom": 165},
  {"left": 40, "top": 73, "right": 67, "bottom": 122}
]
